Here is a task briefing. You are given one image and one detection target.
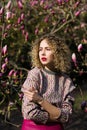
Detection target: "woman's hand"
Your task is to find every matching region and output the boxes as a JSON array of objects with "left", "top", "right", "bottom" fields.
[{"left": 23, "top": 87, "right": 43, "bottom": 103}]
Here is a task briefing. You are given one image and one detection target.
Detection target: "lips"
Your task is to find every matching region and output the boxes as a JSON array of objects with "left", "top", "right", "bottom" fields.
[{"left": 41, "top": 57, "right": 47, "bottom": 61}]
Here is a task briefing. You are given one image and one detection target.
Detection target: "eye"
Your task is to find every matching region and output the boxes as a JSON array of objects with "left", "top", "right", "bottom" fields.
[
  {"left": 46, "top": 47, "right": 51, "bottom": 51},
  {"left": 39, "top": 47, "right": 42, "bottom": 51}
]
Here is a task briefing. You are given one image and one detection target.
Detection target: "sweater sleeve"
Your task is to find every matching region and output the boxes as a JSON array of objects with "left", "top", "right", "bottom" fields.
[
  {"left": 21, "top": 68, "right": 49, "bottom": 124},
  {"left": 58, "top": 77, "right": 75, "bottom": 123}
]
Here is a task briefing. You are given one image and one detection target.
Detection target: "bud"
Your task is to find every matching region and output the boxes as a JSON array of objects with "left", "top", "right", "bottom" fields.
[
  {"left": 40, "top": 0, "right": 45, "bottom": 5},
  {"left": 25, "top": 32, "right": 29, "bottom": 42},
  {"left": 5, "top": 57, "right": 8, "bottom": 64},
  {"left": 75, "top": 10, "right": 81, "bottom": 17},
  {"left": 2, "top": 45, "right": 7, "bottom": 56},
  {"left": 13, "top": 71, "right": 18, "bottom": 78},
  {"left": 57, "top": 0, "right": 62, "bottom": 5},
  {"left": 1, "top": 63, "right": 7, "bottom": 72},
  {"left": 17, "top": 1, "right": 23, "bottom": 9},
  {"left": 0, "top": 7, "right": 4, "bottom": 15},
  {"left": 72, "top": 53, "right": 76, "bottom": 63},
  {"left": 6, "top": 0, "right": 11, "bottom": 10},
  {"left": 35, "top": 28, "right": 39, "bottom": 35},
  {"left": 74, "top": 1, "right": 80, "bottom": 8},
  {"left": 78, "top": 44, "right": 82, "bottom": 52},
  {"left": 72, "top": 53, "right": 77, "bottom": 67},
  {"left": 6, "top": 11, "right": 11, "bottom": 20},
  {"left": 44, "top": 16, "right": 49, "bottom": 23},
  {"left": 17, "top": 17, "right": 21, "bottom": 24},
  {"left": 20, "top": 24, "right": 25, "bottom": 30},
  {"left": 6, "top": 24, "right": 11, "bottom": 30},
  {"left": 20, "top": 13, "right": 25, "bottom": 20},
  {"left": 8, "top": 69, "right": 14, "bottom": 77}
]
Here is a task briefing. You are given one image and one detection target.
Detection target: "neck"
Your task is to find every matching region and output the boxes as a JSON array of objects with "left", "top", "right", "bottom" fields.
[{"left": 44, "top": 66, "right": 55, "bottom": 73}]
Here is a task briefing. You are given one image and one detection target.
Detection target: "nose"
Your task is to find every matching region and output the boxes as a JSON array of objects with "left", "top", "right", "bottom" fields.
[{"left": 41, "top": 49, "right": 46, "bottom": 55}]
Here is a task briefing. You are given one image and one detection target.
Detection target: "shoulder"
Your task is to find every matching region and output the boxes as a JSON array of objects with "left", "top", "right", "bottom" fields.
[
  {"left": 27, "top": 67, "right": 42, "bottom": 79},
  {"left": 59, "top": 73, "right": 75, "bottom": 88},
  {"left": 59, "top": 73, "right": 70, "bottom": 81},
  {"left": 28, "top": 67, "right": 41, "bottom": 74}
]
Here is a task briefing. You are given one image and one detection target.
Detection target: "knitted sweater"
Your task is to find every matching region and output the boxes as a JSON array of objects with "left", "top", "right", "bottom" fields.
[{"left": 21, "top": 67, "right": 75, "bottom": 124}]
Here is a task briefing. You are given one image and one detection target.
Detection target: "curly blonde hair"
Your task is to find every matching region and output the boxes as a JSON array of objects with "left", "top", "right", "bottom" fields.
[{"left": 30, "top": 35, "right": 71, "bottom": 73}]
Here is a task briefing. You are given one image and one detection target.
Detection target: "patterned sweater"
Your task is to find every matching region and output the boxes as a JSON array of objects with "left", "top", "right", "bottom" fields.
[{"left": 21, "top": 67, "right": 75, "bottom": 124}]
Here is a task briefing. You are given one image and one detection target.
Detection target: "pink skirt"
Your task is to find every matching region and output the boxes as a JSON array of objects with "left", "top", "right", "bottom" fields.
[{"left": 21, "top": 119, "right": 64, "bottom": 130}]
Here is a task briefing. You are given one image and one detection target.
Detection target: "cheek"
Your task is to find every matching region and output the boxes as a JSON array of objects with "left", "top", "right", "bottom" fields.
[{"left": 49, "top": 54, "right": 54, "bottom": 60}]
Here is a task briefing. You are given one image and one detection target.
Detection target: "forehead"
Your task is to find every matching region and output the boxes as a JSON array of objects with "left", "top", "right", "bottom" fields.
[{"left": 39, "top": 39, "right": 50, "bottom": 47}]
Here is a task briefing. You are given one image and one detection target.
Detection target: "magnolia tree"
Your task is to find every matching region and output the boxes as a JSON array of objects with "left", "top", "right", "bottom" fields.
[{"left": 0, "top": 0, "right": 87, "bottom": 121}]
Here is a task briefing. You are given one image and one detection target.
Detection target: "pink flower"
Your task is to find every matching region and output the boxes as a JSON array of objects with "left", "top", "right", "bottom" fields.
[
  {"left": 20, "top": 13, "right": 25, "bottom": 20},
  {"left": 40, "top": 0, "right": 45, "bottom": 5},
  {"left": 75, "top": 10, "right": 81, "bottom": 17},
  {"left": 78, "top": 44, "right": 82, "bottom": 52},
  {"left": 57, "top": 0, "right": 62, "bottom": 5},
  {"left": 1, "top": 63, "right": 7, "bottom": 72},
  {"left": 6, "top": 11, "right": 12, "bottom": 20},
  {"left": 25, "top": 32, "right": 29, "bottom": 42},
  {"left": 0, "top": 7, "right": 4, "bottom": 15},
  {"left": 72, "top": 53, "right": 77, "bottom": 67},
  {"left": 17, "top": 17, "right": 21, "bottom": 24},
  {"left": 44, "top": 16, "right": 49, "bottom": 23},
  {"left": 6, "top": 24, "right": 11, "bottom": 30},
  {"left": 5, "top": 57, "right": 8, "bottom": 64},
  {"left": 20, "top": 24, "right": 25, "bottom": 30},
  {"left": 5, "top": 0, "right": 11, "bottom": 10},
  {"left": 22, "top": 30, "right": 26, "bottom": 35},
  {"left": 13, "top": 71, "right": 18, "bottom": 77},
  {"left": 74, "top": 1, "right": 80, "bottom": 8},
  {"left": 2, "top": 45, "right": 7, "bottom": 56},
  {"left": 8, "top": 69, "right": 14, "bottom": 77},
  {"left": 35, "top": 28, "right": 39, "bottom": 35},
  {"left": 17, "top": 0, "right": 23, "bottom": 9}
]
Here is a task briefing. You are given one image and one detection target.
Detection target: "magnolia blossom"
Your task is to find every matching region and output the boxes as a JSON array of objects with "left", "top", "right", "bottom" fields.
[
  {"left": 40, "top": 0, "right": 45, "bottom": 5},
  {"left": 8, "top": 69, "right": 15, "bottom": 77},
  {"left": 6, "top": 11, "right": 12, "bottom": 20},
  {"left": 20, "top": 13, "right": 25, "bottom": 20},
  {"left": 0, "top": 7, "right": 4, "bottom": 15},
  {"left": 25, "top": 32, "right": 29, "bottom": 41},
  {"left": 44, "top": 16, "right": 49, "bottom": 22},
  {"left": 78, "top": 44, "right": 82, "bottom": 52},
  {"left": 5, "top": 57, "right": 8, "bottom": 64},
  {"left": 72, "top": 53, "right": 76, "bottom": 63},
  {"left": 72, "top": 53, "right": 77, "bottom": 67},
  {"left": 1, "top": 63, "right": 7, "bottom": 72},
  {"left": 75, "top": 10, "right": 81, "bottom": 17},
  {"left": 35, "top": 28, "right": 39, "bottom": 35},
  {"left": 13, "top": 71, "right": 18, "bottom": 77},
  {"left": 74, "top": 1, "right": 80, "bottom": 8},
  {"left": 57, "top": 0, "right": 62, "bottom": 5},
  {"left": 17, "top": 17, "right": 21, "bottom": 24},
  {"left": 5, "top": 0, "right": 11, "bottom": 9},
  {"left": 17, "top": 0, "right": 23, "bottom": 9},
  {"left": 2, "top": 45, "right": 7, "bottom": 56}
]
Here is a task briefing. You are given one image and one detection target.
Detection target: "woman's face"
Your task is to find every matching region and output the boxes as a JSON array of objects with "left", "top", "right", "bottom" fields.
[{"left": 39, "top": 39, "right": 54, "bottom": 70}]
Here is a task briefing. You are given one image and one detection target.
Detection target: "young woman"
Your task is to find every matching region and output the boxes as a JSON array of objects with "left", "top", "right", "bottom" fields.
[{"left": 21, "top": 35, "right": 75, "bottom": 130}]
